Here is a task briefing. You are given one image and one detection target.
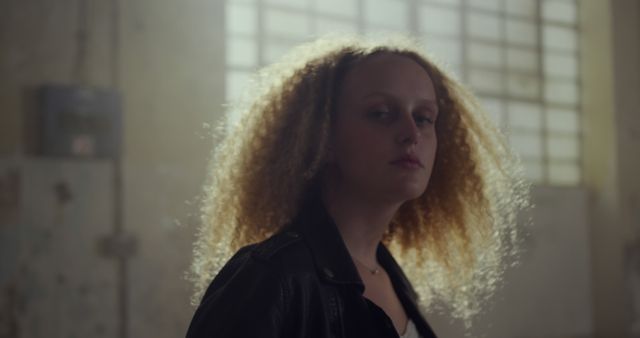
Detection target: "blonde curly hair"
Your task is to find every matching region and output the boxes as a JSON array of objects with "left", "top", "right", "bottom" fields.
[{"left": 189, "top": 35, "right": 530, "bottom": 324}]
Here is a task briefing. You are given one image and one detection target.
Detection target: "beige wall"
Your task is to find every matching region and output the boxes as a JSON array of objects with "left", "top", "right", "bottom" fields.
[
  {"left": 582, "top": 0, "right": 640, "bottom": 337},
  {"left": 1, "top": 0, "right": 224, "bottom": 337},
  {"left": 117, "top": 1, "right": 224, "bottom": 337}
]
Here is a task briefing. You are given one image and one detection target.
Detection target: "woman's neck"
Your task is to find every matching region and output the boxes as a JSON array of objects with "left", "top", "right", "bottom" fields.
[{"left": 320, "top": 182, "right": 401, "bottom": 267}]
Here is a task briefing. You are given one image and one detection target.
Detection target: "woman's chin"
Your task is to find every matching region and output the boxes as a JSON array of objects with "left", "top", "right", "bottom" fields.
[{"left": 382, "top": 184, "right": 428, "bottom": 204}]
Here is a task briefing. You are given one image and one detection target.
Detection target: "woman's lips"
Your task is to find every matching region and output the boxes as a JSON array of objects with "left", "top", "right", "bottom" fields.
[
  {"left": 390, "top": 158, "right": 423, "bottom": 169},
  {"left": 391, "top": 160, "right": 422, "bottom": 169}
]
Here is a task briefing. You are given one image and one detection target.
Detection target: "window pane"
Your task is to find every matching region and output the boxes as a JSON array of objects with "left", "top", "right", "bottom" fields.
[
  {"left": 226, "top": 37, "right": 258, "bottom": 68},
  {"left": 226, "top": 3, "right": 257, "bottom": 35},
  {"left": 511, "top": 132, "right": 543, "bottom": 158},
  {"left": 507, "top": 48, "right": 538, "bottom": 72},
  {"left": 507, "top": 101, "right": 542, "bottom": 130},
  {"left": 542, "top": 0, "right": 577, "bottom": 24},
  {"left": 546, "top": 107, "right": 579, "bottom": 133},
  {"left": 446, "top": 64, "right": 463, "bottom": 80},
  {"left": 506, "top": 19, "right": 537, "bottom": 46},
  {"left": 224, "top": 0, "right": 584, "bottom": 187},
  {"left": 544, "top": 53, "right": 578, "bottom": 79},
  {"left": 226, "top": 70, "right": 251, "bottom": 101},
  {"left": 468, "top": 0, "right": 501, "bottom": 11},
  {"left": 506, "top": 0, "right": 537, "bottom": 18},
  {"left": 547, "top": 134, "right": 579, "bottom": 160},
  {"left": 420, "top": 5, "right": 460, "bottom": 36},
  {"left": 469, "top": 69, "right": 503, "bottom": 94},
  {"left": 545, "top": 80, "right": 579, "bottom": 105},
  {"left": 265, "top": 8, "right": 310, "bottom": 38},
  {"left": 523, "top": 159, "right": 544, "bottom": 182},
  {"left": 265, "top": 0, "right": 307, "bottom": 9},
  {"left": 428, "top": 0, "right": 462, "bottom": 6},
  {"left": 469, "top": 42, "right": 502, "bottom": 68},
  {"left": 549, "top": 161, "right": 580, "bottom": 185},
  {"left": 366, "top": 27, "right": 406, "bottom": 36},
  {"left": 364, "top": 0, "right": 408, "bottom": 30},
  {"left": 543, "top": 25, "right": 577, "bottom": 52},
  {"left": 468, "top": 12, "right": 501, "bottom": 41},
  {"left": 315, "top": 17, "right": 358, "bottom": 35},
  {"left": 424, "top": 37, "right": 462, "bottom": 65},
  {"left": 481, "top": 96, "right": 505, "bottom": 127},
  {"left": 315, "top": 0, "right": 357, "bottom": 18},
  {"left": 507, "top": 73, "right": 540, "bottom": 99},
  {"left": 264, "top": 39, "right": 298, "bottom": 63}
]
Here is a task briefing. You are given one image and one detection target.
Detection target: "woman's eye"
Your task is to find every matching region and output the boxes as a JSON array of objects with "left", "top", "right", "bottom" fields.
[
  {"left": 369, "top": 110, "right": 392, "bottom": 120},
  {"left": 415, "top": 115, "right": 434, "bottom": 126}
]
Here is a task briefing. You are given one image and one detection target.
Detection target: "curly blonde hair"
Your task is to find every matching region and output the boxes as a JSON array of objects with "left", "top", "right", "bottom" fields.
[{"left": 190, "top": 35, "right": 530, "bottom": 324}]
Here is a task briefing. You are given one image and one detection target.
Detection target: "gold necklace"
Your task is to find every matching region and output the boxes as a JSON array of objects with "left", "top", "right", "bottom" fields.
[{"left": 352, "top": 257, "right": 381, "bottom": 275}]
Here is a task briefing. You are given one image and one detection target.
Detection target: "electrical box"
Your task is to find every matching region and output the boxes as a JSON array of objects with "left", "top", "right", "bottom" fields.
[{"left": 39, "top": 85, "right": 122, "bottom": 158}]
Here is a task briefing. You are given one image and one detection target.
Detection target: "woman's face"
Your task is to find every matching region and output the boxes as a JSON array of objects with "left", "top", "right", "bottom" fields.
[{"left": 328, "top": 53, "right": 438, "bottom": 204}]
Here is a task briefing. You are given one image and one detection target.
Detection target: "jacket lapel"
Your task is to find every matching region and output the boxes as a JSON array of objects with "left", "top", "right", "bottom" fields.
[
  {"left": 378, "top": 245, "right": 438, "bottom": 338},
  {"left": 292, "top": 193, "right": 364, "bottom": 291}
]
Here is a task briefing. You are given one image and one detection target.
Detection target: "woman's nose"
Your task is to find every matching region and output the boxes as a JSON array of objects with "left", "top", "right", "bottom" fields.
[{"left": 395, "top": 114, "right": 420, "bottom": 145}]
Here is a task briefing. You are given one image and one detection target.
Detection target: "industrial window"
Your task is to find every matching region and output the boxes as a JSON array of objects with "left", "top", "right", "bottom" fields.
[{"left": 225, "top": 0, "right": 581, "bottom": 186}]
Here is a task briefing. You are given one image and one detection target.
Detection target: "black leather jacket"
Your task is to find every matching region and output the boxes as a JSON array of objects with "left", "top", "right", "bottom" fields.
[{"left": 186, "top": 196, "right": 438, "bottom": 338}]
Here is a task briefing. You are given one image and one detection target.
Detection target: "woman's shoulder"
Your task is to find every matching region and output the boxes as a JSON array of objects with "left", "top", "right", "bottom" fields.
[
  {"left": 248, "top": 228, "right": 314, "bottom": 269},
  {"left": 251, "top": 229, "right": 307, "bottom": 261},
  {"left": 188, "top": 229, "right": 314, "bottom": 338},
  {"left": 218, "top": 228, "right": 315, "bottom": 283}
]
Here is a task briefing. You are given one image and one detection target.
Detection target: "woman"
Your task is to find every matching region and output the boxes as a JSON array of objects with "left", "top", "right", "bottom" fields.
[{"left": 186, "top": 37, "right": 529, "bottom": 338}]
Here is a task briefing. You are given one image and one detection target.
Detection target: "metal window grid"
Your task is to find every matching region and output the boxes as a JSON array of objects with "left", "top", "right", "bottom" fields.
[{"left": 224, "top": 0, "right": 582, "bottom": 186}]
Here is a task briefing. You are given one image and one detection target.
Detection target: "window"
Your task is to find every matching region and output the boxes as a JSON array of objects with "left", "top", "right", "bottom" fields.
[{"left": 224, "top": 0, "right": 581, "bottom": 186}]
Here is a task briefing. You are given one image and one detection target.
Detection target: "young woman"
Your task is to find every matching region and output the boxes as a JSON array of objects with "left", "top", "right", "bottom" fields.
[{"left": 186, "top": 37, "right": 529, "bottom": 338}]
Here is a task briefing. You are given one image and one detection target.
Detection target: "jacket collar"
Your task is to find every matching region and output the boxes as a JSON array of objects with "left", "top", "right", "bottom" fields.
[
  {"left": 288, "top": 192, "right": 433, "bottom": 336},
  {"left": 290, "top": 192, "right": 417, "bottom": 301},
  {"left": 292, "top": 192, "right": 364, "bottom": 291}
]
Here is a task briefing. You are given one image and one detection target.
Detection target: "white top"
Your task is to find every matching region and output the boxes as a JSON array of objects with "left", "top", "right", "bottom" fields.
[{"left": 400, "top": 319, "right": 421, "bottom": 338}]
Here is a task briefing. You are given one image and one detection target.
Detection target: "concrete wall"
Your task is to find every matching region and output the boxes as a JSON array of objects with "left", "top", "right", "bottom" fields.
[
  {"left": 116, "top": 1, "right": 224, "bottom": 337},
  {"left": 609, "top": 0, "right": 640, "bottom": 336},
  {"left": 0, "top": 159, "right": 118, "bottom": 338},
  {"left": 0, "top": 0, "right": 224, "bottom": 337},
  {"left": 581, "top": 0, "right": 640, "bottom": 336},
  {"left": 427, "top": 186, "right": 594, "bottom": 338}
]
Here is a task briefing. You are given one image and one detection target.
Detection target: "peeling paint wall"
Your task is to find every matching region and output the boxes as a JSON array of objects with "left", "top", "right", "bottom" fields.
[
  {"left": 0, "top": 159, "right": 118, "bottom": 337},
  {"left": 1, "top": 0, "right": 223, "bottom": 337}
]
